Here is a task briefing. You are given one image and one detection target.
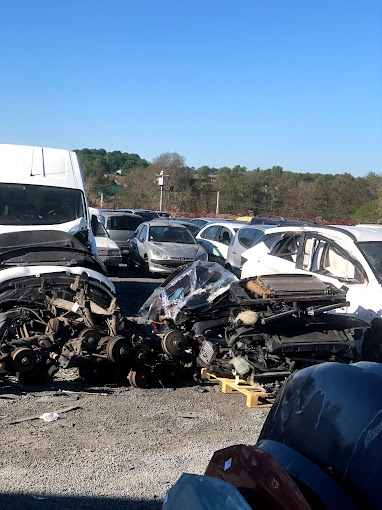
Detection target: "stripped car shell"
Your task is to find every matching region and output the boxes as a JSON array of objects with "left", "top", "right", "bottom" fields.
[{"left": 0, "top": 230, "right": 136, "bottom": 383}]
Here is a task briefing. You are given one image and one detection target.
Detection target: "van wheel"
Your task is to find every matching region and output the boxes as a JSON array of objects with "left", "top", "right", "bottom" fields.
[{"left": 141, "top": 257, "right": 151, "bottom": 277}]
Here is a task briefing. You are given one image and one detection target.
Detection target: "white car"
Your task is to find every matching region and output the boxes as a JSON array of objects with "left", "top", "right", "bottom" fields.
[
  {"left": 196, "top": 221, "right": 246, "bottom": 266},
  {"left": 225, "top": 224, "right": 275, "bottom": 276},
  {"left": 92, "top": 218, "right": 122, "bottom": 276},
  {"left": 241, "top": 224, "right": 382, "bottom": 358}
]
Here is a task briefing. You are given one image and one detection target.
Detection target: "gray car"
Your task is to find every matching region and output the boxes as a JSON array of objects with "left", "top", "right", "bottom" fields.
[
  {"left": 99, "top": 211, "right": 144, "bottom": 261},
  {"left": 127, "top": 220, "right": 208, "bottom": 276},
  {"left": 226, "top": 224, "right": 275, "bottom": 276}
]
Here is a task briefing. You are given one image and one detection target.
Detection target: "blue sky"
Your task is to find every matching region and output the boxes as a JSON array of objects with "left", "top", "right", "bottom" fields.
[{"left": 1, "top": 0, "right": 381, "bottom": 176}]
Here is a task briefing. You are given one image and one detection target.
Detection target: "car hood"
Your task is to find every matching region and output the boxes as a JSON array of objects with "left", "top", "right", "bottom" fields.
[
  {"left": 0, "top": 230, "right": 106, "bottom": 273},
  {"left": 149, "top": 242, "right": 203, "bottom": 258},
  {"left": 0, "top": 265, "right": 115, "bottom": 293},
  {"left": 95, "top": 236, "right": 120, "bottom": 251},
  {"left": 0, "top": 217, "right": 87, "bottom": 236}
]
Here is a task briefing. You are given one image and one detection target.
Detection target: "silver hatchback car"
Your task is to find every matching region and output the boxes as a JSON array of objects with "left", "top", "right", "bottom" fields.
[{"left": 127, "top": 221, "right": 208, "bottom": 276}]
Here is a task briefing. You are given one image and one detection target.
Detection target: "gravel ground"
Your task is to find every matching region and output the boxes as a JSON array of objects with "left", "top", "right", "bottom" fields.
[{"left": 0, "top": 265, "right": 269, "bottom": 509}]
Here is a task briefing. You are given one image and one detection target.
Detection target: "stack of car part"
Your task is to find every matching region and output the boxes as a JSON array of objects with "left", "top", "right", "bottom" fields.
[{"left": 140, "top": 262, "right": 368, "bottom": 393}]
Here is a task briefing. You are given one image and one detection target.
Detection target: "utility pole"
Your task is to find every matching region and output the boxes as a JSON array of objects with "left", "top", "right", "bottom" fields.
[
  {"left": 216, "top": 190, "right": 220, "bottom": 215},
  {"left": 156, "top": 170, "right": 169, "bottom": 211}
]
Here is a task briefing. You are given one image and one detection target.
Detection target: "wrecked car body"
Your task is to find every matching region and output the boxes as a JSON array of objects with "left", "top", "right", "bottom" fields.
[
  {"left": 141, "top": 261, "right": 368, "bottom": 392},
  {"left": 0, "top": 230, "right": 141, "bottom": 384},
  {"left": 164, "top": 361, "right": 382, "bottom": 510}
]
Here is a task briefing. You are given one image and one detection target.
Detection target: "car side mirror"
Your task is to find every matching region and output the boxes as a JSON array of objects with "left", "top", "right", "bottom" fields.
[{"left": 90, "top": 214, "right": 98, "bottom": 233}]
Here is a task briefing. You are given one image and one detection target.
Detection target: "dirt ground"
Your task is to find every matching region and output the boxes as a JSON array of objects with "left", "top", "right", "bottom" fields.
[{"left": 0, "top": 266, "right": 269, "bottom": 509}]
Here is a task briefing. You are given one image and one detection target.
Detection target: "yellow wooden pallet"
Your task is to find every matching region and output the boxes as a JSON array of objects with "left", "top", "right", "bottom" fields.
[{"left": 201, "top": 369, "right": 274, "bottom": 408}]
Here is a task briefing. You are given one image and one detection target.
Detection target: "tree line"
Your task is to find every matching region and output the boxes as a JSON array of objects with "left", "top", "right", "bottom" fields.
[{"left": 75, "top": 148, "right": 381, "bottom": 223}]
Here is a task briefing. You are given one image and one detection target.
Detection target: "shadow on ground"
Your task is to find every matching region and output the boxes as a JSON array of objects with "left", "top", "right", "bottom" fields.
[{"left": 0, "top": 493, "right": 162, "bottom": 510}]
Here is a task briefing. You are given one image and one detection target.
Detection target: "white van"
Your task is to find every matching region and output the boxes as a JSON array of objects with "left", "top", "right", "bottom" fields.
[{"left": 0, "top": 144, "right": 96, "bottom": 253}]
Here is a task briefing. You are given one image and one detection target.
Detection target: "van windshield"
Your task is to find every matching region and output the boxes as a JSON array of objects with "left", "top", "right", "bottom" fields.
[{"left": 0, "top": 183, "right": 86, "bottom": 225}]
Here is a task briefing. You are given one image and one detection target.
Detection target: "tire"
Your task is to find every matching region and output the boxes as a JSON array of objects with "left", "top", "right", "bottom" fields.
[
  {"left": 126, "top": 254, "right": 134, "bottom": 269},
  {"left": 140, "top": 257, "right": 151, "bottom": 277},
  {"left": 128, "top": 366, "right": 151, "bottom": 388}
]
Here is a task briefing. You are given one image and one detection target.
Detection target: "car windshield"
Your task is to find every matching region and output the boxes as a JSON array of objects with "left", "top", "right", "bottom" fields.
[
  {"left": 358, "top": 242, "right": 382, "bottom": 282},
  {"left": 137, "top": 211, "right": 158, "bottom": 221},
  {"left": 149, "top": 226, "right": 197, "bottom": 244},
  {"left": 93, "top": 220, "right": 108, "bottom": 237},
  {"left": 0, "top": 183, "right": 86, "bottom": 225},
  {"left": 181, "top": 223, "right": 199, "bottom": 236}
]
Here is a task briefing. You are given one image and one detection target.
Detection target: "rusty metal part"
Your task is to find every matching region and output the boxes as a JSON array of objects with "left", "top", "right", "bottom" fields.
[
  {"left": 106, "top": 336, "right": 131, "bottom": 364},
  {"left": 78, "top": 328, "right": 101, "bottom": 349},
  {"left": 11, "top": 347, "right": 37, "bottom": 373},
  {"left": 133, "top": 343, "right": 151, "bottom": 362},
  {"left": 159, "top": 360, "right": 179, "bottom": 384},
  {"left": 97, "top": 336, "right": 113, "bottom": 351},
  {"left": 246, "top": 277, "right": 274, "bottom": 298},
  {"left": 128, "top": 366, "right": 151, "bottom": 388},
  {"left": 161, "top": 330, "right": 187, "bottom": 357},
  {"left": 0, "top": 355, "right": 10, "bottom": 374}
]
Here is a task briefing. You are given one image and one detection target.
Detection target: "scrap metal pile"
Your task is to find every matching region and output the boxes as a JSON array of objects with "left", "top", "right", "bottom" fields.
[
  {"left": 140, "top": 261, "right": 368, "bottom": 392},
  {"left": 0, "top": 230, "right": 167, "bottom": 387},
  {"left": 0, "top": 245, "right": 369, "bottom": 390}
]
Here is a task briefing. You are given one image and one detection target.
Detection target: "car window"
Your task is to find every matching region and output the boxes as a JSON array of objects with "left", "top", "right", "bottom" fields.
[
  {"left": 219, "top": 227, "right": 232, "bottom": 245},
  {"left": 238, "top": 228, "right": 262, "bottom": 248},
  {"left": 93, "top": 219, "right": 108, "bottom": 237},
  {"left": 201, "top": 225, "right": 220, "bottom": 240},
  {"left": 149, "top": 226, "right": 197, "bottom": 244},
  {"left": 302, "top": 237, "right": 326, "bottom": 271},
  {"left": 270, "top": 234, "right": 300, "bottom": 262},
  {"left": 135, "top": 225, "right": 143, "bottom": 238},
  {"left": 107, "top": 215, "right": 143, "bottom": 231},
  {"left": 303, "top": 236, "right": 363, "bottom": 282},
  {"left": 139, "top": 225, "right": 148, "bottom": 240},
  {"left": 321, "top": 245, "right": 359, "bottom": 280}
]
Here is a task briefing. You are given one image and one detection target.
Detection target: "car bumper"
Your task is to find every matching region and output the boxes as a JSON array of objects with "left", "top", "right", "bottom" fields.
[
  {"left": 100, "top": 255, "right": 122, "bottom": 267},
  {"left": 150, "top": 258, "right": 196, "bottom": 274}
]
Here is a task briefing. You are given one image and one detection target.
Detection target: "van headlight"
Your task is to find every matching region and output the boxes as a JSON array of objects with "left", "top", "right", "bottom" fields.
[
  {"left": 152, "top": 250, "right": 169, "bottom": 259},
  {"left": 108, "top": 249, "right": 120, "bottom": 256}
]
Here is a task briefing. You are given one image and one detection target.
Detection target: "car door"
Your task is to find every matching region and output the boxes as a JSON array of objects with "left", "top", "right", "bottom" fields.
[
  {"left": 130, "top": 225, "right": 145, "bottom": 264},
  {"left": 197, "top": 225, "right": 221, "bottom": 262},
  {"left": 296, "top": 234, "right": 369, "bottom": 316},
  {"left": 134, "top": 224, "right": 148, "bottom": 263},
  {"left": 296, "top": 234, "right": 365, "bottom": 284},
  {"left": 231, "top": 228, "right": 264, "bottom": 270}
]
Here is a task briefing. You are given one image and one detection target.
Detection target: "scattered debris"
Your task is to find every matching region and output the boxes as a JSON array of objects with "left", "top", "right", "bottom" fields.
[
  {"left": 39, "top": 412, "right": 59, "bottom": 422},
  {"left": 5, "top": 405, "right": 80, "bottom": 425}
]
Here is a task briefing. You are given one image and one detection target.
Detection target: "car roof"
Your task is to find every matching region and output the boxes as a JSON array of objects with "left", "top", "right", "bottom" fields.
[
  {"left": 144, "top": 220, "right": 188, "bottom": 228},
  {"left": 100, "top": 211, "right": 141, "bottom": 219},
  {"left": 256, "top": 224, "right": 382, "bottom": 243},
  {"left": 200, "top": 221, "right": 247, "bottom": 229},
  {"left": 236, "top": 224, "right": 277, "bottom": 232}
]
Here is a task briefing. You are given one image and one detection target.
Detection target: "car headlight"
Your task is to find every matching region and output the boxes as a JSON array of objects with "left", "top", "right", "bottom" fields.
[
  {"left": 198, "top": 251, "right": 208, "bottom": 261},
  {"left": 152, "top": 250, "right": 169, "bottom": 259},
  {"left": 108, "top": 249, "right": 121, "bottom": 256}
]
